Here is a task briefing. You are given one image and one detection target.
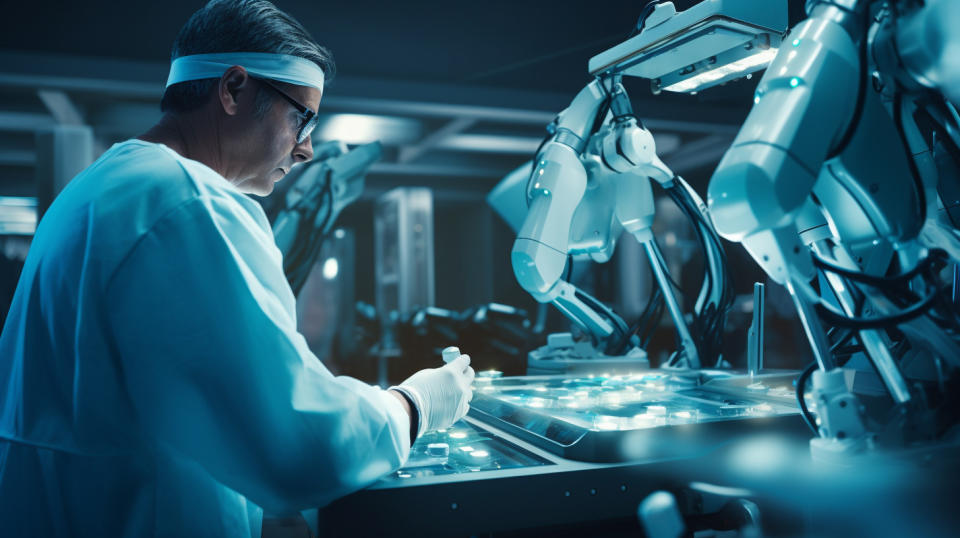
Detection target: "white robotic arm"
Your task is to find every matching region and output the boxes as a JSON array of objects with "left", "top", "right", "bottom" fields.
[
  {"left": 506, "top": 71, "right": 736, "bottom": 368},
  {"left": 708, "top": 0, "right": 960, "bottom": 457},
  {"left": 707, "top": 2, "right": 863, "bottom": 287},
  {"left": 512, "top": 79, "right": 607, "bottom": 303}
]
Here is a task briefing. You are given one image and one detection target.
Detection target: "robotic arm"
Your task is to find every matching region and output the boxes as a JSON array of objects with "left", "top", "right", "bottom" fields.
[
  {"left": 707, "top": 0, "right": 960, "bottom": 457},
  {"left": 510, "top": 80, "right": 640, "bottom": 355},
  {"left": 494, "top": 0, "right": 798, "bottom": 370},
  {"left": 505, "top": 73, "right": 734, "bottom": 368}
]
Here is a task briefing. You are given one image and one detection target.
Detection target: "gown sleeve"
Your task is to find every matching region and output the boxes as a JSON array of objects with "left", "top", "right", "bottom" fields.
[{"left": 104, "top": 196, "right": 410, "bottom": 513}]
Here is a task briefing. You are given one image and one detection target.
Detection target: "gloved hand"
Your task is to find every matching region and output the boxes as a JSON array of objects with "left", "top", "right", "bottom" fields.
[{"left": 393, "top": 354, "right": 474, "bottom": 437}]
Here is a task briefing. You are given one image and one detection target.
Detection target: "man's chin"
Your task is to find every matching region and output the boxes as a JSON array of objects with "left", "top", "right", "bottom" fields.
[{"left": 237, "top": 180, "right": 274, "bottom": 197}]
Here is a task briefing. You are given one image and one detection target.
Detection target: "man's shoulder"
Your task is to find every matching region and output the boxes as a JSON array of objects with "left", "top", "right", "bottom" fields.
[
  {"left": 96, "top": 140, "right": 210, "bottom": 200},
  {"left": 91, "top": 140, "right": 263, "bottom": 226}
]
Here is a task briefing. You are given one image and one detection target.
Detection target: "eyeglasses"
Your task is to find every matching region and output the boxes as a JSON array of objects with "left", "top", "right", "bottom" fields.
[{"left": 257, "top": 78, "right": 319, "bottom": 144}]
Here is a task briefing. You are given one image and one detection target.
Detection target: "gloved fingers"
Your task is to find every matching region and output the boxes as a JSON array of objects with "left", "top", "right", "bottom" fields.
[
  {"left": 446, "top": 354, "right": 471, "bottom": 373},
  {"left": 461, "top": 366, "right": 475, "bottom": 402},
  {"left": 463, "top": 365, "right": 475, "bottom": 385},
  {"left": 454, "top": 398, "right": 470, "bottom": 422}
]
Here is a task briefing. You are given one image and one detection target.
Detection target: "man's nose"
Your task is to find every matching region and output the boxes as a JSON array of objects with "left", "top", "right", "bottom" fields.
[{"left": 293, "top": 136, "right": 313, "bottom": 163}]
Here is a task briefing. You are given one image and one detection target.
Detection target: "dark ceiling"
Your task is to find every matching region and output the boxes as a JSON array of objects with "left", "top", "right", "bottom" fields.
[{"left": 0, "top": 0, "right": 807, "bottom": 99}]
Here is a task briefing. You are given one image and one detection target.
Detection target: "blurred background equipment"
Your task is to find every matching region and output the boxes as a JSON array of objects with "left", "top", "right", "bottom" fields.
[
  {"left": 269, "top": 140, "right": 381, "bottom": 295},
  {"left": 374, "top": 186, "right": 435, "bottom": 322},
  {"left": 372, "top": 187, "right": 435, "bottom": 383}
]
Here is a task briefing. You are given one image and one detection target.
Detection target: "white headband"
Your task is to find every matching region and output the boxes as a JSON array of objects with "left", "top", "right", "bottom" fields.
[{"left": 165, "top": 52, "right": 326, "bottom": 90}]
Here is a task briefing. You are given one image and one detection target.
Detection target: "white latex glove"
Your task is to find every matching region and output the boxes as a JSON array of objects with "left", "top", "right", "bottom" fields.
[{"left": 394, "top": 354, "right": 474, "bottom": 437}]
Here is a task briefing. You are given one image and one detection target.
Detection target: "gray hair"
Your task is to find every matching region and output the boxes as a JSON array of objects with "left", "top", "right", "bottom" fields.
[{"left": 160, "top": 0, "right": 335, "bottom": 116}]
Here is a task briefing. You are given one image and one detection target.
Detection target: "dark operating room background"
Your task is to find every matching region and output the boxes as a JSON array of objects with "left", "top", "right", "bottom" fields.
[{"left": 0, "top": 0, "right": 812, "bottom": 379}]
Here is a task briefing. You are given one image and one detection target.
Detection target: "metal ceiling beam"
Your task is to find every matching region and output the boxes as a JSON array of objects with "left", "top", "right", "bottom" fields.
[
  {"left": 398, "top": 117, "right": 477, "bottom": 163},
  {"left": 0, "top": 72, "right": 162, "bottom": 99},
  {"left": 0, "top": 149, "right": 36, "bottom": 166},
  {"left": 369, "top": 162, "right": 509, "bottom": 179},
  {"left": 435, "top": 134, "right": 540, "bottom": 155},
  {"left": 0, "top": 111, "right": 55, "bottom": 132},
  {"left": 321, "top": 96, "right": 555, "bottom": 125}
]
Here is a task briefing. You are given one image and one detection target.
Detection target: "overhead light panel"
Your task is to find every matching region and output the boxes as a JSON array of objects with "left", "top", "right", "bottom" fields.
[
  {"left": 316, "top": 113, "right": 422, "bottom": 145},
  {"left": 588, "top": 0, "right": 788, "bottom": 94}
]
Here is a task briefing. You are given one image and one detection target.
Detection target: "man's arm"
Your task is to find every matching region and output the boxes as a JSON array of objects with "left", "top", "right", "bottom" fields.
[{"left": 106, "top": 198, "right": 411, "bottom": 513}]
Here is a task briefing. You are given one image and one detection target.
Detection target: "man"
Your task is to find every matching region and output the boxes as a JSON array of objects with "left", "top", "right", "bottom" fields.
[{"left": 0, "top": 1, "right": 474, "bottom": 536}]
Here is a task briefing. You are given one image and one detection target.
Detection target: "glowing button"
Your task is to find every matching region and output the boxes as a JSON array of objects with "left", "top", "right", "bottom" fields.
[{"left": 789, "top": 77, "right": 800, "bottom": 88}]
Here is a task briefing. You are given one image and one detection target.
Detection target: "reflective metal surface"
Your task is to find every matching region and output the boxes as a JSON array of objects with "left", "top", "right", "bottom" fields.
[
  {"left": 382, "top": 419, "right": 551, "bottom": 481},
  {"left": 470, "top": 371, "right": 801, "bottom": 461}
]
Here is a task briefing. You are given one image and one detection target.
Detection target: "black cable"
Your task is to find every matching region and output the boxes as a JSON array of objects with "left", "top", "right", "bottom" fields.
[
  {"left": 628, "top": 286, "right": 664, "bottom": 350},
  {"left": 661, "top": 185, "right": 713, "bottom": 359},
  {"left": 292, "top": 182, "right": 334, "bottom": 294},
  {"left": 663, "top": 179, "right": 734, "bottom": 366},
  {"left": 665, "top": 185, "right": 711, "bottom": 302},
  {"left": 651, "top": 237, "right": 684, "bottom": 293},
  {"left": 814, "top": 284, "right": 946, "bottom": 330},
  {"left": 796, "top": 361, "right": 820, "bottom": 435},
  {"left": 675, "top": 179, "right": 734, "bottom": 310},
  {"left": 590, "top": 93, "right": 613, "bottom": 138},
  {"left": 825, "top": 1, "right": 871, "bottom": 161},
  {"left": 892, "top": 89, "right": 929, "bottom": 222},
  {"left": 286, "top": 168, "right": 335, "bottom": 295},
  {"left": 283, "top": 172, "right": 329, "bottom": 273},
  {"left": 641, "top": 294, "right": 666, "bottom": 348},
  {"left": 828, "top": 326, "right": 859, "bottom": 353},
  {"left": 627, "top": 1, "right": 662, "bottom": 39},
  {"left": 811, "top": 248, "right": 946, "bottom": 286},
  {"left": 575, "top": 288, "right": 630, "bottom": 338}
]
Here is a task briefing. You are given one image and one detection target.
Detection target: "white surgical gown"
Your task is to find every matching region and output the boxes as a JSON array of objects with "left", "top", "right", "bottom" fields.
[{"left": 0, "top": 139, "right": 411, "bottom": 537}]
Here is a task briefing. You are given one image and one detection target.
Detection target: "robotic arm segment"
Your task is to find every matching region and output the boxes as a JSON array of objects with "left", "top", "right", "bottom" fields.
[
  {"left": 511, "top": 81, "right": 609, "bottom": 302},
  {"left": 597, "top": 84, "right": 675, "bottom": 184},
  {"left": 512, "top": 142, "right": 588, "bottom": 302},
  {"left": 552, "top": 79, "right": 610, "bottom": 150},
  {"left": 707, "top": 11, "right": 864, "bottom": 283},
  {"left": 551, "top": 281, "right": 618, "bottom": 345},
  {"left": 894, "top": 0, "right": 960, "bottom": 107}
]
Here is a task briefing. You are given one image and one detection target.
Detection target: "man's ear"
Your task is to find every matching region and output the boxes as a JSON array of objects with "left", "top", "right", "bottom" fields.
[{"left": 219, "top": 66, "right": 250, "bottom": 116}]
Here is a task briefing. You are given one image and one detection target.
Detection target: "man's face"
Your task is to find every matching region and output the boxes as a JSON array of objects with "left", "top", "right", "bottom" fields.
[{"left": 229, "top": 79, "right": 320, "bottom": 196}]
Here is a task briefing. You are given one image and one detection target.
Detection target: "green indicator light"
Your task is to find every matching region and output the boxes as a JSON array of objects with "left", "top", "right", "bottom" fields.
[
  {"left": 789, "top": 77, "right": 800, "bottom": 88},
  {"left": 792, "top": 38, "right": 800, "bottom": 47}
]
